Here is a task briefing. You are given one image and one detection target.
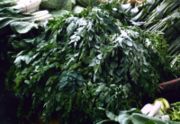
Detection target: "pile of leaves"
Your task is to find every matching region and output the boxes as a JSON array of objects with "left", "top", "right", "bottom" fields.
[
  {"left": 0, "top": 2, "right": 40, "bottom": 36},
  {"left": 0, "top": 0, "right": 43, "bottom": 94},
  {"left": 124, "top": 0, "right": 180, "bottom": 75},
  {"left": 139, "top": 0, "right": 180, "bottom": 76},
  {"left": 6, "top": 4, "right": 170, "bottom": 123},
  {"left": 101, "top": 0, "right": 180, "bottom": 76}
]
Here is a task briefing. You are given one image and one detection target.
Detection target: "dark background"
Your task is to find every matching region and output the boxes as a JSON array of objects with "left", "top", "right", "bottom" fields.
[{"left": 0, "top": 39, "right": 18, "bottom": 124}]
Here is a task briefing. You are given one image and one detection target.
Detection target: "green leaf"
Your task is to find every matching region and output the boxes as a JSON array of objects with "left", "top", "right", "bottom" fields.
[{"left": 10, "top": 21, "right": 38, "bottom": 34}]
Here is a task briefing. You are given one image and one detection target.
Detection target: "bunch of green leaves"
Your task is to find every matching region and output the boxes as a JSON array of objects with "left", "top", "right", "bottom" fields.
[
  {"left": 98, "top": 108, "right": 180, "bottom": 124},
  {"left": 168, "top": 102, "right": 180, "bottom": 121},
  {"left": 116, "top": 0, "right": 180, "bottom": 76},
  {"left": 128, "top": 0, "right": 180, "bottom": 32},
  {"left": 143, "top": 0, "right": 180, "bottom": 32},
  {"left": 0, "top": 0, "right": 42, "bottom": 93},
  {"left": 0, "top": 0, "right": 51, "bottom": 38},
  {"left": 168, "top": 37, "right": 180, "bottom": 76},
  {"left": 0, "top": 0, "right": 16, "bottom": 7},
  {"left": 7, "top": 5, "right": 169, "bottom": 123},
  {"left": 0, "top": 8, "right": 38, "bottom": 35}
]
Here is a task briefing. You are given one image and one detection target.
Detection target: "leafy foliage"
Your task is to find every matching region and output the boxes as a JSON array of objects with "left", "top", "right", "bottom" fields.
[
  {"left": 0, "top": 0, "right": 42, "bottom": 95},
  {"left": 6, "top": 5, "right": 169, "bottom": 123},
  {"left": 127, "top": 0, "right": 180, "bottom": 76},
  {"left": 168, "top": 37, "right": 180, "bottom": 75},
  {"left": 0, "top": 8, "right": 38, "bottom": 36},
  {"left": 107, "top": 0, "right": 180, "bottom": 76},
  {"left": 98, "top": 108, "right": 180, "bottom": 124},
  {"left": 168, "top": 102, "right": 180, "bottom": 121}
]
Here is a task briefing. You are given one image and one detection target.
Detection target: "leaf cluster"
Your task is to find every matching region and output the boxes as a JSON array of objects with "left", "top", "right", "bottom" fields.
[{"left": 7, "top": 5, "right": 169, "bottom": 123}]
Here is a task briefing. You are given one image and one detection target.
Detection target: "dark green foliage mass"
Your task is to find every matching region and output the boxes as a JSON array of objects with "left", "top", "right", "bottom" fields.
[
  {"left": 7, "top": 5, "right": 169, "bottom": 123},
  {"left": 0, "top": 0, "right": 178, "bottom": 123}
]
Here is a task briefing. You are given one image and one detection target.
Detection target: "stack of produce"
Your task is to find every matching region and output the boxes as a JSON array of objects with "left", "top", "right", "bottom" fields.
[{"left": 0, "top": 0, "right": 179, "bottom": 123}]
